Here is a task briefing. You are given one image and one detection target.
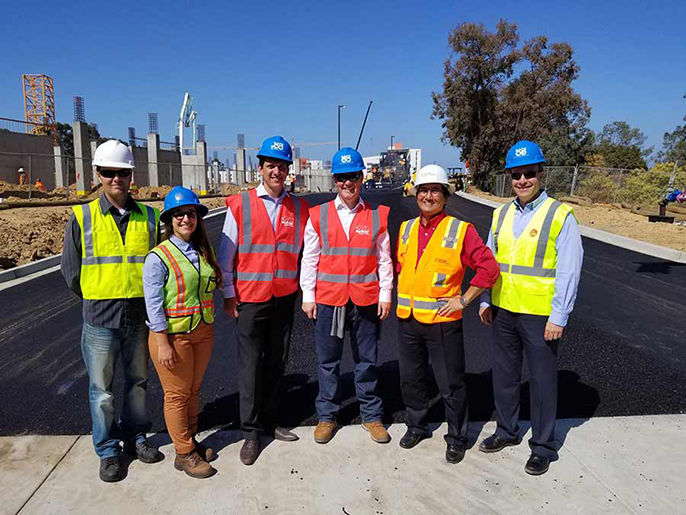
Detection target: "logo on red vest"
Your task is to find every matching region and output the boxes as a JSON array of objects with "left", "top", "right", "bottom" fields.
[
  {"left": 355, "top": 225, "right": 370, "bottom": 236},
  {"left": 281, "top": 216, "right": 295, "bottom": 228},
  {"left": 529, "top": 228, "right": 538, "bottom": 237}
]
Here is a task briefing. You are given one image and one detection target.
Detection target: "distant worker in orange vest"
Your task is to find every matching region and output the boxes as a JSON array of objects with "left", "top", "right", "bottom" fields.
[
  {"left": 301, "top": 147, "right": 393, "bottom": 445},
  {"left": 35, "top": 178, "right": 46, "bottom": 191},
  {"left": 218, "top": 136, "right": 309, "bottom": 466},
  {"left": 395, "top": 165, "right": 499, "bottom": 464},
  {"left": 18, "top": 167, "right": 26, "bottom": 185}
]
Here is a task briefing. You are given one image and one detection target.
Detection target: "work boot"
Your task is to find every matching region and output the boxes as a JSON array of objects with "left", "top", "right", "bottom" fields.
[
  {"left": 99, "top": 456, "right": 123, "bottom": 483},
  {"left": 193, "top": 437, "right": 216, "bottom": 463},
  {"left": 362, "top": 421, "right": 391, "bottom": 443},
  {"left": 174, "top": 451, "right": 216, "bottom": 479},
  {"left": 239, "top": 439, "right": 259, "bottom": 466},
  {"left": 313, "top": 421, "right": 338, "bottom": 444},
  {"left": 123, "top": 440, "right": 164, "bottom": 464}
]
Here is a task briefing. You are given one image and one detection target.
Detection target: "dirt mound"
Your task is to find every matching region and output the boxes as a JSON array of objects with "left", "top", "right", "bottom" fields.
[{"left": 136, "top": 185, "right": 173, "bottom": 199}]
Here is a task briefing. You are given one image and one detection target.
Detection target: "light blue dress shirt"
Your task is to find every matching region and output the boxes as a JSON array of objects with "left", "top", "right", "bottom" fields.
[
  {"left": 480, "top": 191, "right": 584, "bottom": 326},
  {"left": 143, "top": 235, "right": 200, "bottom": 332}
]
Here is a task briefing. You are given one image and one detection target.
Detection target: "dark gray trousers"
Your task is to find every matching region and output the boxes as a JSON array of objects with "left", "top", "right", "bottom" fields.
[{"left": 492, "top": 307, "right": 559, "bottom": 459}]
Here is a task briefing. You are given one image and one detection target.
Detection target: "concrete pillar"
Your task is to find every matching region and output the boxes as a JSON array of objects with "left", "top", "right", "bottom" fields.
[
  {"left": 90, "top": 140, "right": 99, "bottom": 188},
  {"left": 73, "top": 122, "right": 91, "bottom": 196},
  {"left": 212, "top": 161, "right": 219, "bottom": 191},
  {"left": 53, "top": 146, "right": 67, "bottom": 188},
  {"left": 196, "top": 141, "right": 208, "bottom": 195},
  {"left": 236, "top": 147, "right": 246, "bottom": 186},
  {"left": 147, "top": 133, "right": 160, "bottom": 187}
]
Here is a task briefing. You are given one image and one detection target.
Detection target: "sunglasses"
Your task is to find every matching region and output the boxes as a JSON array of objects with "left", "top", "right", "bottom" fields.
[
  {"left": 334, "top": 172, "right": 362, "bottom": 183},
  {"left": 98, "top": 169, "right": 133, "bottom": 179},
  {"left": 172, "top": 210, "right": 198, "bottom": 221},
  {"left": 510, "top": 170, "right": 538, "bottom": 180}
]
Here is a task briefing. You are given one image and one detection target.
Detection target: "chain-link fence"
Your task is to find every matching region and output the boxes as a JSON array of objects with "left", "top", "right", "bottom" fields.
[{"left": 488, "top": 165, "right": 686, "bottom": 205}]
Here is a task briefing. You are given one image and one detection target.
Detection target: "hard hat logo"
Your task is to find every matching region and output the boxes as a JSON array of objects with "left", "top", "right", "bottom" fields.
[
  {"left": 341, "top": 155, "right": 352, "bottom": 164},
  {"left": 271, "top": 142, "right": 285, "bottom": 151},
  {"left": 515, "top": 147, "right": 528, "bottom": 157}
]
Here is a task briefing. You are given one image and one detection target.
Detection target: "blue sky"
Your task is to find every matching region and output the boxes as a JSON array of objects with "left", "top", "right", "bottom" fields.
[{"left": 1, "top": 0, "right": 684, "bottom": 168}]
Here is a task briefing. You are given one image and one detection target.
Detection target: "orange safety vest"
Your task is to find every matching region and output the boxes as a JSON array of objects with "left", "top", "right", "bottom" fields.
[
  {"left": 227, "top": 188, "right": 309, "bottom": 303},
  {"left": 396, "top": 215, "right": 469, "bottom": 323},
  {"left": 310, "top": 200, "right": 389, "bottom": 307}
]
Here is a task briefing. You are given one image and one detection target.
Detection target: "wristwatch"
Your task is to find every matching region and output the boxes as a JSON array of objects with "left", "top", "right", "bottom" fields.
[{"left": 459, "top": 296, "right": 469, "bottom": 308}]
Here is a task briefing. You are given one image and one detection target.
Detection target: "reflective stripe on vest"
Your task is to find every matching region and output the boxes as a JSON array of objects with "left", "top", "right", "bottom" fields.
[
  {"left": 491, "top": 197, "right": 574, "bottom": 315},
  {"left": 311, "top": 200, "right": 387, "bottom": 307},
  {"left": 230, "top": 189, "right": 308, "bottom": 302},
  {"left": 75, "top": 198, "right": 159, "bottom": 300},
  {"left": 151, "top": 240, "right": 215, "bottom": 334},
  {"left": 396, "top": 216, "right": 468, "bottom": 323}
]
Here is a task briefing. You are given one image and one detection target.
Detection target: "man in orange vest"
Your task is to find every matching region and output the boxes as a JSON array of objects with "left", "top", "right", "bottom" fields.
[
  {"left": 301, "top": 147, "right": 393, "bottom": 445},
  {"left": 396, "top": 165, "right": 499, "bottom": 464},
  {"left": 218, "top": 136, "right": 310, "bottom": 466}
]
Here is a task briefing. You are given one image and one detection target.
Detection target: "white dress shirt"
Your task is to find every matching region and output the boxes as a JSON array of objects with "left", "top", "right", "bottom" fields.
[
  {"left": 300, "top": 195, "right": 393, "bottom": 304},
  {"left": 217, "top": 183, "right": 288, "bottom": 299}
]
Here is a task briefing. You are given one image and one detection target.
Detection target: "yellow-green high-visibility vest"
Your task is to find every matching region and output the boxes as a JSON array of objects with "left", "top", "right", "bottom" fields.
[
  {"left": 150, "top": 239, "right": 216, "bottom": 334},
  {"left": 491, "top": 197, "right": 575, "bottom": 316},
  {"left": 73, "top": 198, "right": 159, "bottom": 300}
]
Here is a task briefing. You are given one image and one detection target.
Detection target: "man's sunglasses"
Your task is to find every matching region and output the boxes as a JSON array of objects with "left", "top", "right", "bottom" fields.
[
  {"left": 510, "top": 170, "right": 538, "bottom": 180},
  {"left": 98, "top": 169, "right": 133, "bottom": 179},
  {"left": 334, "top": 172, "right": 362, "bottom": 182}
]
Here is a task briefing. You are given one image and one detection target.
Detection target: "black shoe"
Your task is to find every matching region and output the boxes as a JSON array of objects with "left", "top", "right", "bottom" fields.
[
  {"left": 478, "top": 433, "right": 522, "bottom": 453},
  {"left": 446, "top": 444, "right": 466, "bottom": 464},
  {"left": 240, "top": 439, "right": 259, "bottom": 466},
  {"left": 273, "top": 426, "right": 299, "bottom": 442},
  {"left": 99, "top": 456, "right": 123, "bottom": 483},
  {"left": 399, "top": 430, "right": 429, "bottom": 449},
  {"left": 123, "top": 440, "right": 164, "bottom": 464},
  {"left": 525, "top": 454, "right": 550, "bottom": 476}
]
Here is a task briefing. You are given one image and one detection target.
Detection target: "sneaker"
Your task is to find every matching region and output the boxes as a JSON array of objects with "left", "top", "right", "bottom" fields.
[
  {"left": 123, "top": 440, "right": 164, "bottom": 464},
  {"left": 313, "top": 421, "right": 338, "bottom": 444},
  {"left": 362, "top": 421, "right": 391, "bottom": 443},
  {"left": 174, "top": 451, "right": 217, "bottom": 479},
  {"left": 99, "top": 456, "right": 123, "bottom": 483}
]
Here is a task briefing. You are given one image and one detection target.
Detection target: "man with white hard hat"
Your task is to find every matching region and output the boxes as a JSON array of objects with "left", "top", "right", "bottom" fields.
[
  {"left": 61, "top": 140, "right": 163, "bottom": 482},
  {"left": 395, "top": 164, "right": 499, "bottom": 464}
]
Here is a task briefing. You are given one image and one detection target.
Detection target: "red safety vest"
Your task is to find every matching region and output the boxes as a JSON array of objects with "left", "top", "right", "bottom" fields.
[
  {"left": 227, "top": 188, "right": 309, "bottom": 303},
  {"left": 309, "top": 200, "right": 389, "bottom": 307}
]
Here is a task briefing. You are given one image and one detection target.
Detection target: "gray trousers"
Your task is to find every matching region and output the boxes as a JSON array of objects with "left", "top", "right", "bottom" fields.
[{"left": 492, "top": 307, "right": 559, "bottom": 459}]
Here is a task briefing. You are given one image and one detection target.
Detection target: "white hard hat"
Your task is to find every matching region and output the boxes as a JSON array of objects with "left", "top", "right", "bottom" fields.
[
  {"left": 411, "top": 164, "right": 455, "bottom": 196},
  {"left": 93, "top": 140, "right": 134, "bottom": 169}
]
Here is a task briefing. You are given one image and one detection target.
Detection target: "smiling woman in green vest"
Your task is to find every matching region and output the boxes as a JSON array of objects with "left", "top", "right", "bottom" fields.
[{"left": 142, "top": 186, "right": 223, "bottom": 479}]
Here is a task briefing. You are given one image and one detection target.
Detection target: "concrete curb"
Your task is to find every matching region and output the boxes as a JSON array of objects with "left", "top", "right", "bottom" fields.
[
  {"left": 457, "top": 192, "right": 686, "bottom": 264},
  {"left": 0, "top": 206, "right": 229, "bottom": 285}
]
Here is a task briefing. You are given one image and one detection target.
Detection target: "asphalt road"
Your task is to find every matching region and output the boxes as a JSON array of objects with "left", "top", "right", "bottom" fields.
[{"left": 1, "top": 190, "right": 685, "bottom": 436}]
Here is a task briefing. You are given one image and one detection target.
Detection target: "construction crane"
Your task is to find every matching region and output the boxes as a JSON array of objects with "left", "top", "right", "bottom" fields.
[
  {"left": 207, "top": 141, "right": 336, "bottom": 151},
  {"left": 22, "top": 74, "right": 55, "bottom": 137},
  {"left": 176, "top": 92, "right": 197, "bottom": 155}
]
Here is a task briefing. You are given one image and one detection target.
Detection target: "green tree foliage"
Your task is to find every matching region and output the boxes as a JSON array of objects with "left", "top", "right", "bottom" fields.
[
  {"left": 431, "top": 21, "right": 590, "bottom": 187},
  {"left": 593, "top": 121, "right": 650, "bottom": 169},
  {"left": 658, "top": 94, "right": 686, "bottom": 164},
  {"left": 618, "top": 163, "right": 686, "bottom": 206}
]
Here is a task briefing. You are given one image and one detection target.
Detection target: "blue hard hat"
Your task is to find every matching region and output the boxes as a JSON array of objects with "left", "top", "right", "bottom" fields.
[
  {"left": 331, "top": 147, "right": 366, "bottom": 175},
  {"left": 505, "top": 140, "right": 546, "bottom": 169},
  {"left": 256, "top": 135, "right": 293, "bottom": 164},
  {"left": 161, "top": 186, "right": 209, "bottom": 222}
]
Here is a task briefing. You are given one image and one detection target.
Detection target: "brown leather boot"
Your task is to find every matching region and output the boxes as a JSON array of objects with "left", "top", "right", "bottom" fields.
[
  {"left": 314, "top": 421, "right": 338, "bottom": 444},
  {"left": 174, "top": 451, "right": 217, "bottom": 479},
  {"left": 363, "top": 421, "right": 391, "bottom": 443}
]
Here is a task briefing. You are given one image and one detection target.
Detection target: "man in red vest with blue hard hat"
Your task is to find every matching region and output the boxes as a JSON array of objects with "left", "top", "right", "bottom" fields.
[
  {"left": 301, "top": 147, "right": 393, "bottom": 445},
  {"left": 478, "top": 140, "right": 583, "bottom": 476},
  {"left": 218, "top": 136, "right": 310, "bottom": 465}
]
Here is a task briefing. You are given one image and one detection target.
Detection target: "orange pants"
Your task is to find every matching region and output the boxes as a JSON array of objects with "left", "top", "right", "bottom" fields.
[{"left": 149, "top": 323, "right": 214, "bottom": 454}]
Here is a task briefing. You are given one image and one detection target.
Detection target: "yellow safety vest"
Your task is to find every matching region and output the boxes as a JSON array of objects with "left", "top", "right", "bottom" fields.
[
  {"left": 150, "top": 240, "right": 216, "bottom": 334},
  {"left": 397, "top": 215, "right": 469, "bottom": 324},
  {"left": 491, "top": 197, "right": 574, "bottom": 316},
  {"left": 73, "top": 198, "right": 159, "bottom": 300}
]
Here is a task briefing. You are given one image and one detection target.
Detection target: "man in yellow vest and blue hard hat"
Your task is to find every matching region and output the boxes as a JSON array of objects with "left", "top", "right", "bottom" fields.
[
  {"left": 61, "top": 140, "right": 163, "bottom": 482},
  {"left": 478, "top": 140, "right": 583, "bottom": 476}
]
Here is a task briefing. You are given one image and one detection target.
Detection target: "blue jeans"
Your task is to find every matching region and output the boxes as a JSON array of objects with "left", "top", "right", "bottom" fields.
[
  {"left": 314, "top": 302, "right": 383, "bottom": 422},
  {"left": 80, "top": 322, "right": 150, "bottom": 458}
]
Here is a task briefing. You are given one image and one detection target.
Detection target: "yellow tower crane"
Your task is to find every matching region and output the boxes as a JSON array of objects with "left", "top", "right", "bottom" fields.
[{"left": 22, "top": 74, "right": 56, "bottom": 136}]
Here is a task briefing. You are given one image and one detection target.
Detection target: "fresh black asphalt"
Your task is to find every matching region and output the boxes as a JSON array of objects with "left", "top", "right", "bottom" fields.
[{"left": 1, "top": 190, "right": 685, "bottom": 436}]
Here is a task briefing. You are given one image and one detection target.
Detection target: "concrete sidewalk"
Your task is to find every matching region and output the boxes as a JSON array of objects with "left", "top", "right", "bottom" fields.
[{"left": 2, "top": 415, "right": 683, "bottom": 514}]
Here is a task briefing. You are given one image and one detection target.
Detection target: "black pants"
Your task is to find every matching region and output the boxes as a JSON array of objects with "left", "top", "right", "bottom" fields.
[
  {"left": 236, "top": 292, "right": 297, "bottom": 439},
  {"left": 492, "top": 307, "right": 559, "bottom": 459},
  {"left": 398, "top": 316, "right": 469, "bottom": 447}
]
